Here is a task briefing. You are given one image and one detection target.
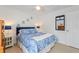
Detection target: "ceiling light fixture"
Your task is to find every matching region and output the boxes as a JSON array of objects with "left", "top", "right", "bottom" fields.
[{"left": 36, "top": 6, "right": 41, "bottom": 11}]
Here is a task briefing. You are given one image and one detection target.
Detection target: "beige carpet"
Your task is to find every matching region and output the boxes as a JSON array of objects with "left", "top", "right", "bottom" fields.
[
  {"left": 5, "top": 43, "right": 79, "bottom": 53},
  {"left": 49, "top": 43, "right": 79, "bottom": 53},
  {"left": 5, "top": 46, "right": 23, "bottom": 53}
]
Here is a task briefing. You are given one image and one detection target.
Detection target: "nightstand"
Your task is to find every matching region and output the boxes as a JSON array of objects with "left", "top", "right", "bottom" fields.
[{"left": 4, "top": 30, "right": 13, "bottom": 48}]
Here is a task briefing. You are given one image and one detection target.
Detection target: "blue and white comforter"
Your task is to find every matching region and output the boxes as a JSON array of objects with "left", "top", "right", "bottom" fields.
[{"left": 18, "top": 32, "right": 57, "bottom": 53}]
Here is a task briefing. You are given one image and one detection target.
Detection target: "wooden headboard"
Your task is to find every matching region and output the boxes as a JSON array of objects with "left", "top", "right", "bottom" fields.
[{"left": 16, "top": 27, "right": 35, "bottom": 35}]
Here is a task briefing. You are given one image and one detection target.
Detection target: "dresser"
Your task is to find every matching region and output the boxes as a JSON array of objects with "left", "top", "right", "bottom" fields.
[{"left": 0, "top": 20, "right": 5, "bottom": 53}]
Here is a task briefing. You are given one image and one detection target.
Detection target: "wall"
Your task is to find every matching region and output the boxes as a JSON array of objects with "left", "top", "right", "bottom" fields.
[{"left": 40, "top": 6, "right": 79, "bottom": 48}]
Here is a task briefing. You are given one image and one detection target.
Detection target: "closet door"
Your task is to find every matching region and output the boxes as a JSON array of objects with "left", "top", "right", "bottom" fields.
[{"left": 66, "top": 12, "right": 79, "bottom": 48}]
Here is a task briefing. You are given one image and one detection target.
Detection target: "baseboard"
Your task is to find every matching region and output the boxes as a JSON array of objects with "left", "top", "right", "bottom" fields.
[{"left": 58, "top": 41, "right": 79, "bottom": 49}]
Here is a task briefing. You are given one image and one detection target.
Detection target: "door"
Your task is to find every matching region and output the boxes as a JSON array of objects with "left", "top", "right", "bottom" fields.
[{"left": 66, "top": 12, "right": 79, "bottom": 48}]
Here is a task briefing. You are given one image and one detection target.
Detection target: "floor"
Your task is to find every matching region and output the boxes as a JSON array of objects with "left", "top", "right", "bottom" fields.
[
  {"left": 5, "top": 43, "right": 79, "bottom": 53},
  {"left": 5, "top": 46, "right": 22, "bottom": 53},
  {"left": 49, "top": 43, "right": 79, "bottom": 53}
]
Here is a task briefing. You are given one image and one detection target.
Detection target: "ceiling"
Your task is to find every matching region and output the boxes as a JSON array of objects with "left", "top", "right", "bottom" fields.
[{"left": 0, "top": 5, "right": 73, "bottom": 15}]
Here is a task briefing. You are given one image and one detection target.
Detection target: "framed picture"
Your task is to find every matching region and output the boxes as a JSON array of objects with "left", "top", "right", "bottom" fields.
[{"left": 55, "top": 15, "right": 65, "bottom": 31}]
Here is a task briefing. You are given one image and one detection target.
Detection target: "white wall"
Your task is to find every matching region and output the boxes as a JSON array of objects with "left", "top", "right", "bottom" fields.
[
  {"left": 0, "top": 7, "right": 43, "bottom": 27},
  {"left": 40, "top": 6, "right": 79, "bottom": 48}
]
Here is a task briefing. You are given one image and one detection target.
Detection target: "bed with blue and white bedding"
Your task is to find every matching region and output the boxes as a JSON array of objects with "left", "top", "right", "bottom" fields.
[{"left": 17, "top": 27, "right": 57, "bottom": 53}]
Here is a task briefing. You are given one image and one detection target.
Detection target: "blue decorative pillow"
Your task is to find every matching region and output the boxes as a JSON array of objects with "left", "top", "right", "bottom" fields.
[
  {"left": 21, "top": 29, "right": 37, "bottom": 34},
  {"left": 21, "top": 29, "right": 30, "bottom": 34},
  {"left": 29, "top": 29, "right": 37, "bottom": 33}
]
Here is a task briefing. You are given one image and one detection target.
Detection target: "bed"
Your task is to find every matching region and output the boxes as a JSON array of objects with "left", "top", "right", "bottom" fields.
[{"left": 17, "top": 27, "right": 57, "bottom": 53}]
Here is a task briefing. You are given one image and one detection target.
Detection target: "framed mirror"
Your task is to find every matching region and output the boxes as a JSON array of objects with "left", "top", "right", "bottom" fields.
[{"left": 55, "top": 15, "right": 65, "bottom": 31}]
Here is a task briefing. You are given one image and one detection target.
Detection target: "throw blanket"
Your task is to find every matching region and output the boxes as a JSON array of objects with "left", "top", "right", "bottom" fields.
[{"left": 32, "top": 33, "right": 53, "bottom": 41}]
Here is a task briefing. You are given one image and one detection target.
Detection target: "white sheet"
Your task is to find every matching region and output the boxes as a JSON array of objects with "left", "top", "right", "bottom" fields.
[{"left": 32, "top": 33, "right": 53, "bottom": 41}]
